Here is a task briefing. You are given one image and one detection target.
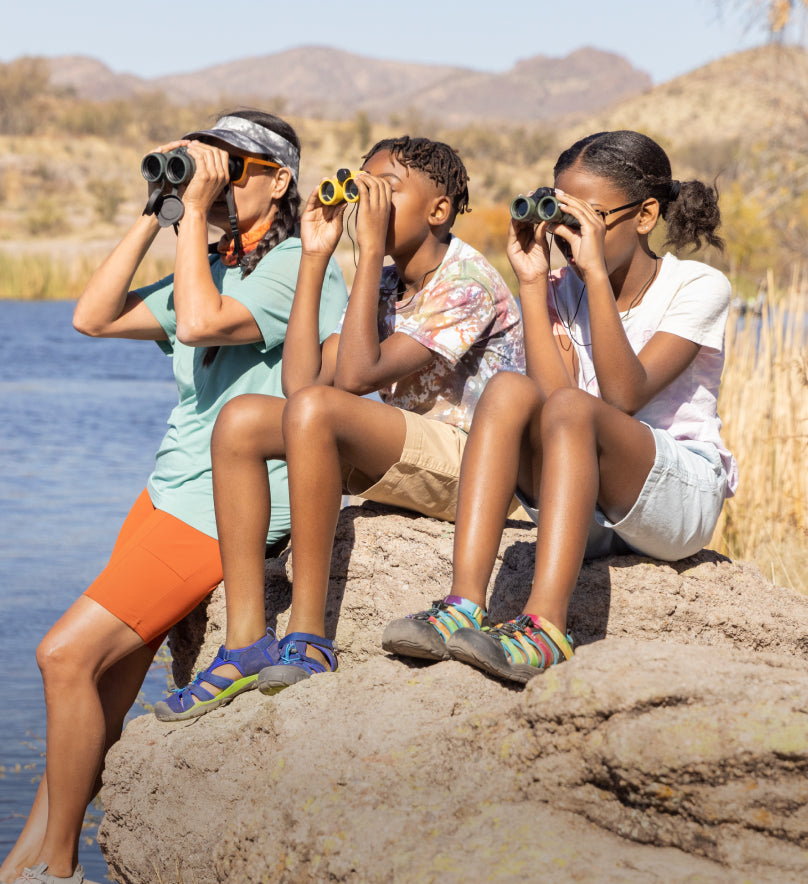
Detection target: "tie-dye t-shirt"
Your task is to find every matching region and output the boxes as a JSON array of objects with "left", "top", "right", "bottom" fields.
[{"left": 356, "top": 236, "right": 524, "bottom": 433}]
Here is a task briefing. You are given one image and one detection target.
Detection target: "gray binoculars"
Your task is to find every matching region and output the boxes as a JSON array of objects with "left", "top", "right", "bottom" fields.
[
  {"left": 510, "top": 187, "right": 579, "bottom": 229},
  {"left": 141, "top": 148, "right": 246, "bottom": 186},
  {"left": 318, "top": 169, "right": 362, "bottom": 206}
]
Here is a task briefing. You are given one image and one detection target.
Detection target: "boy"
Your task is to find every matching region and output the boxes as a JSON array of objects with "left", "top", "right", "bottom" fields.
[{"left": 155, "top": 136, "right": 524, "bottom": 717}]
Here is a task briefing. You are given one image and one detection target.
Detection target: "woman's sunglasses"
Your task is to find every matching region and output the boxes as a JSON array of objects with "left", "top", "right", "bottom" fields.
[{"left": 229, "top": 155, "right": 281, "bottom": 186}]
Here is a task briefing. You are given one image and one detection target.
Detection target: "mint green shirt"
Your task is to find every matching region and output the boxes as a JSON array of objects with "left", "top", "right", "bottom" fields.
[{"left": 138, "top": 237, "right": 347, "bottom": 541}]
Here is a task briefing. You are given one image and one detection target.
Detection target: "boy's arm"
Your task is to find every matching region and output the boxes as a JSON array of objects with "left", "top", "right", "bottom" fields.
[
  {"left": 282, "top": 189, "right": 346, "bottom": 396},
  {"left": 333, "top": 174, "right": 434, "bottom": 394}
]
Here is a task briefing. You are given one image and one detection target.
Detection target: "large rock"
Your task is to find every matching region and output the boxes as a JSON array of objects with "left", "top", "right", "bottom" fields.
[{"left": 98, "top": 504, "right": 808, "bottom": 883}]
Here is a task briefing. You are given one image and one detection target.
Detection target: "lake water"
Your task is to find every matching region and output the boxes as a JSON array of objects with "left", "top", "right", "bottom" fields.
[{"left": 0, "top": 300, "right": 177, "bottom": 882}]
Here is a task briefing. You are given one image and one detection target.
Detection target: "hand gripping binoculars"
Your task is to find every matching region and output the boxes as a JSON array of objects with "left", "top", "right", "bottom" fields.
[
  {"left": 510, "top": 187, "right": 579, "bottom": 229},
  {"left": 141, "top": 147, "right": 246, "bottom": 187},
  {"left": 318, "top": 169, "right": 363, "bottom": 206},
  {"left": 140, "top": 147, "right": 247, "bottom": 227}
]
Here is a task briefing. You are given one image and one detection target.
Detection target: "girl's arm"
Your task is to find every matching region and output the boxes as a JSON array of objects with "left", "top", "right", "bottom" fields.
[
  {"left": 332, "top": 174, "right": 434, "bottom": 395},
  {"left": 172, "top": 141, "right": 263, "bottom": 346},
  {"left": 507, "top": 218, "right": 576, "bottom": 394},
  {"left": 281, "top": 189, "right": 347, "bottom": 395},
  {"left": 553, "top": 193, "right": 699, "bottom": 413}
]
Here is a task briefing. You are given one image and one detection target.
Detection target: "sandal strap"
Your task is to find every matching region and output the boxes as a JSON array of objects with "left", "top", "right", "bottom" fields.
[
  {"left": 410, "top": 595, "right": 486, "bottom": 640},
  {"left": 278, "top": 632, "right": 338, "bottom": 675},
  {"left": 490, "top": 615, "right": 574, "bottom": 669}
]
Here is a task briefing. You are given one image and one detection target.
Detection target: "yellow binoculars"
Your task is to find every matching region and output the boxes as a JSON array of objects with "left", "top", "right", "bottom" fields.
[{"left": 318, "top": 168, "right": 362, "bottom": 206}]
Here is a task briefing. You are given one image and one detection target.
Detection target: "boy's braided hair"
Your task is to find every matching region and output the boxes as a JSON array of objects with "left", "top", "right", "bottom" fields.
[{"left": 363, "top": 135, "right": 470, "bottom": 220}]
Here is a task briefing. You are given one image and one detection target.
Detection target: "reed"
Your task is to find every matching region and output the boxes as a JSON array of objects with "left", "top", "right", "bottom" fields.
[
  {"left": 713, "top": 266, "right": 808, "bottom": 593},
  {"left": 0, "top": 252, "right": 174, "bottom": 300}
]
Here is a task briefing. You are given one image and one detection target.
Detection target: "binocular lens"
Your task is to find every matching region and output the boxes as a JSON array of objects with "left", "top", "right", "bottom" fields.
[
  {"left": 319, "top": 180, "right": 339, "bottom": 204},
  {"left": 141, "top": 153, "right": 166, "bottom": 183},
  {"left": 166, "top": 150, "right": 195, "bottom": 186},
  {"left": 510, "top": 196, "right": 533, "bottom": 221},
  {"left": 343, "top": 179, "right": 359, "bottom": 201}
]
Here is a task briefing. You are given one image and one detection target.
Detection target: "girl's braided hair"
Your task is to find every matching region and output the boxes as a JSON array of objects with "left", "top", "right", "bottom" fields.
[
  {"left": 363, "top": 135, "right": 470, "bottom": 220},
  {"left": 203, "top": 109, "right": 301, "bottom": 366},
  {"left": 554, "top": 130, "right": 724, "bottom": 252}
]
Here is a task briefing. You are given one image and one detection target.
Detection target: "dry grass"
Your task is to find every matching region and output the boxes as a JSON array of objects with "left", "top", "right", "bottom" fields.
[{"left": 712, "top": 267, "right": 808, "bottom": 593}]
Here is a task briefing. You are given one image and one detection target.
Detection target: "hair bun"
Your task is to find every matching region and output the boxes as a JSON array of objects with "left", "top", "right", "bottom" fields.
[{"left": 669, "top": 179, "right": 681, "bottom": 201}]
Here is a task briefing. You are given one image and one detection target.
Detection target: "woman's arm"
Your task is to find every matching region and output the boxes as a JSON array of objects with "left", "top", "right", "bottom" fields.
[
  {"left": 73, "top": 213, "right": 167, "bottom": 340},
  {"left": 171, "top": 141, "right": 263, "bottom": 347}
]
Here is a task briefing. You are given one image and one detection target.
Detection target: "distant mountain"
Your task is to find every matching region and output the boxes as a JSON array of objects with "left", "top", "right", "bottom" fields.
[{"left": 46, "top": 45, "right": 652, "bottom": 125}]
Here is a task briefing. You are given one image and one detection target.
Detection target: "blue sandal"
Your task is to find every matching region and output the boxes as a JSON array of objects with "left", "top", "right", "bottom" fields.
[
  {"left": 257, "top": 632, "right": 338, "bottom": 695},
  {"left": 154, "top": 629, "right": 279, "bottom": 721}
]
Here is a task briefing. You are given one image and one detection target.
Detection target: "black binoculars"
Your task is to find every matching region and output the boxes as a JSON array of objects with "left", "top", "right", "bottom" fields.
[
  {"left": 141, "top": 147, "right": 246, "bottom": 186},
  {"left": 510, "top": 187, "right": 579, "bottom": 229},
  {"left": 318, "top": 169, "right": 362, "bottom": 206}
]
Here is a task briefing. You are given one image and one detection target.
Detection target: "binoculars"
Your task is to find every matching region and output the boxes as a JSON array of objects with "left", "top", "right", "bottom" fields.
[
  {"left": 510, "top": 187, "right": 579, "bottom": 229},
  {"left": 141, "top": 147, "right": 246, "bottom": 186},
  {"left": 318, "top": 169, "right": 362, "bottom": 206}
]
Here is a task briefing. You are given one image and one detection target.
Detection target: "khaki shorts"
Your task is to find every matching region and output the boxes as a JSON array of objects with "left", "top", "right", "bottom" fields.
[{"left": 342, "top": 409, "right": 467, "bottom": 522}]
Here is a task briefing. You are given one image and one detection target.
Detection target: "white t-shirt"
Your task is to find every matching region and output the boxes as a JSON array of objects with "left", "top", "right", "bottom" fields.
[{"left": 548, "top": 252, "right": 738, "bottom": 497}]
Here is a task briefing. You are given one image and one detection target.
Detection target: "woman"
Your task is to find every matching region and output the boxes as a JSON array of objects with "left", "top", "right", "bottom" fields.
[{"left": 1, "top": 110, "right": 347, "bottom": 884}]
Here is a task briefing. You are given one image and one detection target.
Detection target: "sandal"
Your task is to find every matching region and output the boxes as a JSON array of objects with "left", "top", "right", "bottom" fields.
[
  {"left": 15, "top": 863, "right": 85, "bottom": 883},
  {"left": 381, "top": 595, "right": 487, "bottom": 662},
  {"left": 446, "top": 614, "right": 574, "bottom": 684},
  {"left": 257, "top": 632, "right": 338, "bottom": 694},
  {"left": 153, "top": 629, "right": 279, "bottom": 721}
]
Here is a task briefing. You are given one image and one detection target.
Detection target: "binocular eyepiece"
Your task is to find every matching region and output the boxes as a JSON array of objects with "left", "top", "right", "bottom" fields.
[
  {"left": 510, "top": 187, "right": 579, "bottom": 229},
  {"left": 141, "top": 147, "right": 246, "bottom": 186},
  {"left": 318, "top": 169, "right": 362, "bottom": 206}
]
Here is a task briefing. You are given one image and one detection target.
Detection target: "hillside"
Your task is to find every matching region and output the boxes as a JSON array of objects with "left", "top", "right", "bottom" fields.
[
  {"left": 1, "top": 43, "right": 806, "bottom": 294},
  {"left": 46, "top": 45, "right": 652, "bottom": 125}
]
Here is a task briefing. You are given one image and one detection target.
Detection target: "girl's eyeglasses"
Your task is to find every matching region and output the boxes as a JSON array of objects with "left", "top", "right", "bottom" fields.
[
  {"left": 229, "top": 155, "right": 281, "bottom": 186},
  {"left": 593, "top": 199, "right": 644, "bottom": 222}
]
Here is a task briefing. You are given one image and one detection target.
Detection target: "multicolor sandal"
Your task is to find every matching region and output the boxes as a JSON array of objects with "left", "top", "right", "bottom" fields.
[
  {"left": 381, "top": 595, "right": 488, "bottom": 662},
  {"left": 153, "top": 629, "right": 279, "bottom": 722},
  {"left": 446, "top": 614, "right": 574, "bottom": 684},
  {"left": 257, "top": 632, "right": 338, "bottom": 695}
]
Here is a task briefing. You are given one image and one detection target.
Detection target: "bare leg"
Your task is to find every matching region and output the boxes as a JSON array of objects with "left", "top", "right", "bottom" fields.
[
  {"left": 2, "top": 597, "right": 153, "bottom": 879},
  {"left": 206, "top": 394, "right": 287, "bottom": 687},
  {"left": 526, "top": 387, "right": 656, "bottom": 631},
  {"left": 0, "top": 645, "right": 153, "bottom": 883},
  {"left": 451, "top": 373, "right": 545, "bottom": 608},
  {"left": 283, "top": 387, "right": 407, "bottom": 648}
]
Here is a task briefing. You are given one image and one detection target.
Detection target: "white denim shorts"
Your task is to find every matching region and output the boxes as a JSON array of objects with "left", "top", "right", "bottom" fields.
[{"left": 517, "top": 426, "right": 729, "bottom": 561}]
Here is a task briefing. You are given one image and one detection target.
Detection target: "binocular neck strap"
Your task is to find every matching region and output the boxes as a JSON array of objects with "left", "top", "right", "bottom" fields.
[{"left": 224, "top": 185, "right": 244, "bottom": 266}]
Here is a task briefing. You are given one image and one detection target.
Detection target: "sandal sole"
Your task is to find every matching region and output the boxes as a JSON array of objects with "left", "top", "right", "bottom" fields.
[
  {"left": 153, "top": 674, "right": 259, "bottom": 722},
  {"left": 381, "top": 619, "right": 451, "bottom": 662},
  {"left": 446, "top": 631, "right": 540, "bottom": 685}
]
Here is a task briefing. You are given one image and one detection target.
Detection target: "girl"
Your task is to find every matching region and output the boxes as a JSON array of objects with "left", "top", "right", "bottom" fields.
[
  {"left": 1, "top": 111, "right": 346, "bottom": 884},
  {"left": 383, "top": 129, "right": 738, "bottom": 684}
]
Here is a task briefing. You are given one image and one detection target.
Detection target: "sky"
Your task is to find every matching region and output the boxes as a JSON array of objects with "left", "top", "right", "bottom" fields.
[{"left": 1, "top": 0, "right": 803, "bottom": 85}]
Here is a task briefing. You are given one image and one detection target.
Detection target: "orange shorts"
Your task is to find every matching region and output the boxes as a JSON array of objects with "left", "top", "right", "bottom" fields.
[{"left": 84, "top": 489, "right": 223, "bottom": 650}]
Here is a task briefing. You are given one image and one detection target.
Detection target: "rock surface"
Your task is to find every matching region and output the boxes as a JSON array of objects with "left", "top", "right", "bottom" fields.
[{"left": 99, "top": 504, "right": 808, "bottom": 883}]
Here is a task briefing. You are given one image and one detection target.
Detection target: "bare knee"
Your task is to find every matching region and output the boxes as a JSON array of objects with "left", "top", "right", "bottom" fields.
[
  {"left": 212, "top": 394, "right": 285, "bottom": 460},
  {"left": 477, "top": 372, "right": 543, "bottom": 426},
  {"left": 36, "top": 626, "right": 86, "bottom": 686},
  {"left": 540, "top": 387, "right": 595, "bottom": 437},
  {"left": 283, "top": 385, "right": 340, "bottom": 441}
]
